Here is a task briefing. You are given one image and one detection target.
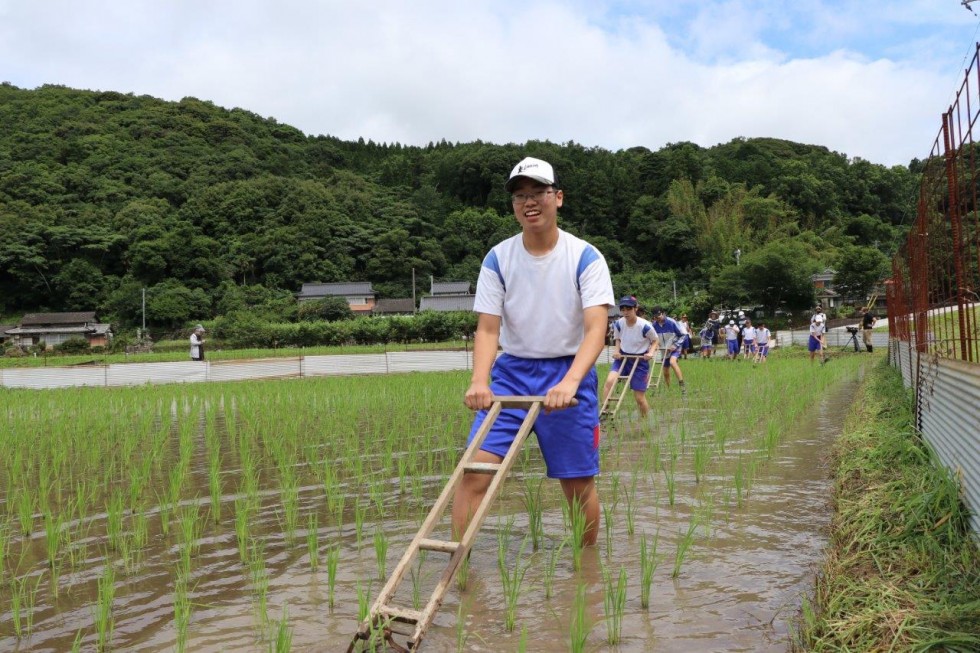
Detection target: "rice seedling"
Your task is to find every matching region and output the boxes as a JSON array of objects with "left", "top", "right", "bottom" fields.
[
  {"left": 356, "top": 580, "right": 373, "bottom": 621},
  {"left": 639, "top": 530, "right": 660, "bottom": 608},
  {"left": 455, "top": 545, "right": 470, "bottom": 591},
  {"left": 234, "top": 497, "right": 252, "bottom": 565},
  {"left": 672, "top": 519, "right": 699, "bottom": 579},
  {"left": 249, "top": 540, "right": 270, "bottom": 626},
  {"left": 105, "top": 490, "right": 125, "bottom": 552},
  {"left": 693, "top": 439, "right": 710, "bottom": 484},
  {"left": 602, "top": 503, "right": 615, "bottom": 555},
  {"left": 565, "top": 496, "right": 588, "bottom": 571},
  {"left": 520, "top": 476, "right": 544, "bottom": 551},
  {"left": 325, "top": 543, "right": 340, "bottom": 609},
  {"left": 623, "top": 475, "right": 638, "bottom": 537},
  {"left": 498, "top": 535, "right": 530, "bottom": 632},
  {"left": 354, "top": 499, "right": 367, "bottom": 547},
  {"left": 207, "top": 448, "right": 223, "bottom": 523},
  {"left": 173, "top": 573, "right": 192, "bottom": 653},
  {"left": 16, "top": 488, "right": 34, "bottom": 536},
  {"left": 280, "top": 468, "right": 300, "bottom": 545},
  {"left": 661, "top": 457, "right": 677, "bottom": 506},
  {"left": 568, "top": 582, "right": 591, "bottom": 653},
  {"left": 306, "top": 512, "right": 319, "bottom": 572},
  {"left": 373, "top": 527, "right": 389, "bottom": 580},
  {"left": 94, "top": 562, "right": 116, "bottom": 652},
  {"left": 601, "top": 563, "right": 628, "bottom": 644},
  {"left": 269, "top": 604, "right": 293, "bottom": 653},
  {"left": 43, "top": 507, "right": 62, "bottom": 569},
  {"left": 541, "top": 537, "right": 567, "bottom": 600},
  {"left": 9, "top": 573, "right": 41, "bottom": 638}
]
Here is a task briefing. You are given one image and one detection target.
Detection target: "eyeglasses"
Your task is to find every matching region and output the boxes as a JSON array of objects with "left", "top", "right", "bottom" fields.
[{"left": 511, "top": 189, "right": 555, "bottom": 204}]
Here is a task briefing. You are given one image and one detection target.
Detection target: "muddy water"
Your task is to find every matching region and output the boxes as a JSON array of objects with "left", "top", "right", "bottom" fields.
[{"left": 1, "top": 375, "right": 858, "bottom": 653}]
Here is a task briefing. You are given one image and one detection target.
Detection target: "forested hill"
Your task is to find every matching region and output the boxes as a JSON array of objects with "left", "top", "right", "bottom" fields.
[{"left": 0, "top": 83, "right": 917, "bottom": 329}]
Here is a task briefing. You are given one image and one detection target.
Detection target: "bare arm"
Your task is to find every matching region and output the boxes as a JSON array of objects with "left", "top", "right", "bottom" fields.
[
  {"left": 546, "top": 305, "right": 609, "bottom": 411},
  {"left": 464, "top": 313, "right": 501, "bottom": 410}
]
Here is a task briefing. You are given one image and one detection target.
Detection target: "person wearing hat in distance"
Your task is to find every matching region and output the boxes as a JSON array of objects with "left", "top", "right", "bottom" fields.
[
  {"left": 452, "top": 156, "right": 615, "bottom": 548},
  {"left": 651, "top": 307, "right": 687, "bottom": 394},
  {"left": 811, "top": 304, "right": 827, "bottom": 327},
  {"left": 809, "top": 315, "right": 827, "bottom": 363},
  {"left": 189, "top": 325, "right": 206, "bottom": 361},
  {"left": 724, "top": 319, "right": 741, "bottom": 361},
  {"left": 602, "top": 296, "right": 659, "bottom": 418}
]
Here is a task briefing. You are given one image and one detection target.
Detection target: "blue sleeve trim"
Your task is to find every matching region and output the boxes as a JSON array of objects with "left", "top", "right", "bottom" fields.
[
  {"left": 575, "top": 245, "right": 601, "bottom": 291},
  {"left": 483, "top": 250, "right": 504, "bottom": 290}
]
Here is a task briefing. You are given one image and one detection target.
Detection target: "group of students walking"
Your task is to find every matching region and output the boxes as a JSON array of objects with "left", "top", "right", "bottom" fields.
[{"left": 698, "top": 310, "right": 773, "bottom": 363}]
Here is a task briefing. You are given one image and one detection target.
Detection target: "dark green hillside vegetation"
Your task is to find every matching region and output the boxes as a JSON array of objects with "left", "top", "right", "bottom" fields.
[{"left": 0, "top": 83, "right": 915, "bottom": 332}]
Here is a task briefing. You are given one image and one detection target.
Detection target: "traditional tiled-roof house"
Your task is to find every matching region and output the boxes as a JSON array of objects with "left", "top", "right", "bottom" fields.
[
  {"left": 372, "top": 298, "right": 416, "bottom": 315},
  {"left": 5, "top": 312, "right": 113, "bottom": 349},
  {"left": 420, "top": 280, "right": 475, "bottom": 312},
  {"left": 296, "top": 282, "right": 376, "bottom": 314}
]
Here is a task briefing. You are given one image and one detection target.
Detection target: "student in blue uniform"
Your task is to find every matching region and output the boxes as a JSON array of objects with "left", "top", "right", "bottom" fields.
[
  {"left": 651, "top": 307, "right": 687, "bottom": 395},
  {"left": 452, "top": 156, "right": 615, "bottom": 547},
  {"left": 602, "top": 296, "right": 659, "bottom": 418}
]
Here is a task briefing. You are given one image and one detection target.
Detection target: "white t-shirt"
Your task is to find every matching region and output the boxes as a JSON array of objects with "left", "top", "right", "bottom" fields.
[
  {"left": 725, "top": 324, "right": 740, "bottom": 341},
  {"left": 677, "top": 320, "right": 690, "bottom": 336},
  {"left": 742, "top": 326, "right": 757, "bottom": 341},
  {"left": 810, "top": 322, "right": 826, "bottom": 337},
  {"left": 613, "top": 317, "right": 656, "bottom": 355},
  {"left": 473, "top": 229, "right": 615, "bottom": 358},
  {"left": 756, "top": 327, "right": 771, "bottom": 344}
]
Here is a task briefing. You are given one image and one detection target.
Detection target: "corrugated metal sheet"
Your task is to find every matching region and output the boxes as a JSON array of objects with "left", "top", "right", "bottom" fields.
[
  {"left": 209, "top": 357, "right": 302, "bottom": 382},
  {"left": 915, "top": 357, "right": 980, "bottom": 537}
]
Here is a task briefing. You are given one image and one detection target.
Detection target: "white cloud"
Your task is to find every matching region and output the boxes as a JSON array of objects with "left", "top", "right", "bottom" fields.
[{"left": 0, "top": 0, "right": 975, "bottom": 165}]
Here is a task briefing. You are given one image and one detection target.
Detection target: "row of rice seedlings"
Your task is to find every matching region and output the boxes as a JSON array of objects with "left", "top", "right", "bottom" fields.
[{"left": 601, "top": 563, "right": 628, "bottom": 644}]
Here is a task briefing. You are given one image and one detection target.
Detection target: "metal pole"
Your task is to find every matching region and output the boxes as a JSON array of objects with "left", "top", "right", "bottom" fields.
[{"left": 142, "top": 288, "right": 146, "bottom": 332}]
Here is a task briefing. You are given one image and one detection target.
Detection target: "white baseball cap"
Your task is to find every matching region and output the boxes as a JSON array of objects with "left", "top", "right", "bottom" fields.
[
  {"left": 729, "top": 320, "right": 735, "bottom": 325},
  {"left": 506, "top": 157, "right": 556, "bottom": 192}
]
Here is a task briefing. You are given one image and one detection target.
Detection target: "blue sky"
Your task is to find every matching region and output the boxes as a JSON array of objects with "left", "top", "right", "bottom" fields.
[{"left": 1, "top": 0, "right": 979, "bottom": 166}]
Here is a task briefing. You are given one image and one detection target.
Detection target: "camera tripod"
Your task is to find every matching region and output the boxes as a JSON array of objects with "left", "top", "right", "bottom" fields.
[{"left": 841, "top": 328, "right": 861, "bottom": 352}]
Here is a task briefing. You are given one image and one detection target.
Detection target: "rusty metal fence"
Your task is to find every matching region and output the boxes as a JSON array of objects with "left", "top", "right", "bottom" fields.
[{"left": 887, "top": 43, "right": 980, "bottom": 538}]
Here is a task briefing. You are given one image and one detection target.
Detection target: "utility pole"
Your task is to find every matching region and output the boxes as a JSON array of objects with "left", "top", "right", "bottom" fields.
[
  {"left": 141, "top": 287, "right": 146, "bottom": 332},
  {"left": 412, "top": 268, "right": 416, "bottom": 311}
]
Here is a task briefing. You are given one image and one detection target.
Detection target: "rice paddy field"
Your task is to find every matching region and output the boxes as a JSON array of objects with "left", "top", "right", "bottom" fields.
[{"left": 0, "top": 351, "right": 870, "bottom": 652}]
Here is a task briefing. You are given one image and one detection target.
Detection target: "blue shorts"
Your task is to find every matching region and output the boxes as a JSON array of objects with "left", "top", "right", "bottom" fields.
[
  {"left": 743, "top": 339, "right": 756, "bottom": 353},
  {"left": 611, "top": 356, "right": 650, "bottom": 391},
  {"left": 758, "top": 344, "right": 769, "bottom": 357},
  {"left": 662, "top": 349, "right": 681, "bottom": 367},
  {"left": 468, "top": 354, "right": 600, "bottom": 479},
  {"left": 808, "top": 335, "right": 822, "bottom": 352},
  {"left": 727, "top": 339, "right": 739, "bottom": 355},
  {"left": 680, "top": 335, "right": 691, "bottom": 350}
]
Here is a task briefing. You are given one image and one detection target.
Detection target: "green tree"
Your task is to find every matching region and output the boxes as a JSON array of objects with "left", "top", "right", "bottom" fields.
[
  {"left": 834, "top": 245, "right": 890, "bottom": 302},
  {"left": 297, "top": 297, "right": 354, "bottom": 322}
]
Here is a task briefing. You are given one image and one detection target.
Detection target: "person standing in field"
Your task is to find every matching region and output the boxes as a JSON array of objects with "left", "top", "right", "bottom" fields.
[
  {"left": 189, "top": 325, "right": 206, "bottom": 361},
  {"left": 703, "top": 310, "right": 721, "bottom": 359},
  {"left": 651, "top": 307, "right": 687, "bottom": 395},
  {"left": 724, "top": 319, "right": 740, "bottom": 361},
  {"left": 861, "top": 306, "right": 877, "bottom": 353},
  {"left": 677, "top": 314, "right": 691, "bottom": 358},
  {"left": 754, "top": 321, "right": 772, "bottom": 363},
  {"left": 809, "top": 316, "right": 827, "bottom": 363},
  {"left": 602, "top": 296, "right": 659, "bottom": 418},
  {"left": 452, "top": 156, "right": 615, "bottom": 547},
  {"left": 741, "top": 318, "right": 757, "bottom": 360}
]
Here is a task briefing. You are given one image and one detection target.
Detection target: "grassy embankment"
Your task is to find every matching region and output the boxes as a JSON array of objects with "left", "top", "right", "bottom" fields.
[{"left": 795, "top": 361, "right": 980, "bottom": 651}]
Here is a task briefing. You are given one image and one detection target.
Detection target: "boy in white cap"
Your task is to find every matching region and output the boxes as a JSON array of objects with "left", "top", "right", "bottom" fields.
[
  {"left": 602, "top": 295, "right": 659, "bottom": 417},
  {"left": 724, "top": 319, "right": 740, "bottom": 361},
  {"left": 809, "top": 316, "right": 826, "bottom": 363},
  {"left": 453, "top": 156, "right": 615, "bottom": 547}
]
